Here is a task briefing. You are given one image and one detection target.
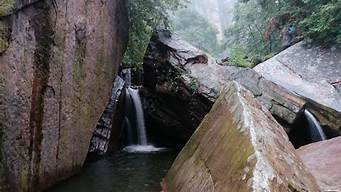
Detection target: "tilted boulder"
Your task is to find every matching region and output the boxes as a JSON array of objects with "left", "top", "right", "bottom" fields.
[
  {"left": 143, "top": 30, "right": 340, "bottom": 146},
  {"left": 142, "top": 30, "right": 231, "bottom": 144},
  {"left": 255, "top": 42, "right": 341, "bottom": 134},
  {"left": 142, "top": 30, "right": 325, "bottom": 144},
  {"left": 297, "top": 136, "right": 341, "bottom": 192},
  {"left": 163, "top": 81, "right": 320, "bottom": 192}
]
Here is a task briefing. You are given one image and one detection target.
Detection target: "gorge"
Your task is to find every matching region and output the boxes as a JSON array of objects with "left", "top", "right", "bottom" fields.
[{"left": 0, "top": 0, "right": 340, "bottom": 192}]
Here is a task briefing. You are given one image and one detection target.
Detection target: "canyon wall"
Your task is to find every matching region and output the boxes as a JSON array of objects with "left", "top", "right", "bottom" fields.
[{"left": 0, "top": 0, "right": 128, "bottom": 191}]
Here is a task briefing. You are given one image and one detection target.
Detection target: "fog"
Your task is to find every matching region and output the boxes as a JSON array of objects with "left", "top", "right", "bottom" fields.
[
  {"left": 191, "top": 0, "right": 237, "bottom": 41},
  {"left": 171, "top": 0, "right": 237, "bottom": 57}
]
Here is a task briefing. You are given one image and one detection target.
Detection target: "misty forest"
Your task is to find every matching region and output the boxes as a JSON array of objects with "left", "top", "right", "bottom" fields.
[{"left": 0, "top": 0, "right": 340, "bottom": 191}]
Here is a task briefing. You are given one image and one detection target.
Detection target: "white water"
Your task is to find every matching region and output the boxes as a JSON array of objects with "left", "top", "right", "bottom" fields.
[
  {"left": 126, "top": 88, "right": 165, "bottom": 153},
  {"left": 304, "top": 109, "right": 327, "bottom": 141},
  {"left": 123, "top": 145, "right": 167, "bottom": 153},
  {"left": 128, "top": 88, "right": 148, "bottom": 145}
]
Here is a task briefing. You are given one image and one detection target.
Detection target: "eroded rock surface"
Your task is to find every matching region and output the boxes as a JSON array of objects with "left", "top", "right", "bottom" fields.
[
  {"left": 297, "top": 136, "right": 341, "bottom": 192},
  {"left": 163, "top": 81, "right": 320, "bottom": 192},
  {"left": 0, "top": 0, "right": 128, "bottom": 191}
]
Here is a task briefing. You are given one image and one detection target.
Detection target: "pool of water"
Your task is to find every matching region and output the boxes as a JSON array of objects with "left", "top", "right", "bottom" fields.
[{"left": 48, "top": 150, "right": 177, "bottom": 192}]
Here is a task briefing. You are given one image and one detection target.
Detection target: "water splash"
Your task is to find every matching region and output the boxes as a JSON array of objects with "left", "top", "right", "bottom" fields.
[
  {"left": 123, "top": 145, "right": 167, "bottom": 153},
  {"left": 124, "top": 87, "right": 166, "bottom": 153}
]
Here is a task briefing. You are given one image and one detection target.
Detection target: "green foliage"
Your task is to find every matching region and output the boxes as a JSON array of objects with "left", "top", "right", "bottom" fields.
[
  {"left": 300, "top": 0, "right": 341, "bottom": 44},
  {"left": 189, "top": 76, "right": 200, "bottom": 92},
  {"left": 123, "top": 0, "right": 188, "bottom": 67},
  {"left": 225, "top": 0, "right": 291, "bottom": 62},
  {"left": 172, "top": 8, "right": 221, "bottom": 57},
  {"left": 226, "top": 0, "right": 341, "bottom": 65},
  {"left": 229, "top": 45, "right": 253, "bottom": 67}
]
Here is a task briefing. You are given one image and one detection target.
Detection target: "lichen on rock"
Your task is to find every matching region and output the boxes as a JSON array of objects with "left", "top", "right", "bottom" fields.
[{"left": 0, "top": 0, "right": 15, "bottom": 17}]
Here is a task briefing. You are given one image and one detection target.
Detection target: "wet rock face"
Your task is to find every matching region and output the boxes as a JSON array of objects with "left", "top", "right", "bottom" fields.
[
  {"left": 254, "top": 42, "right": 341, "bottom": 134},
  {"left": 297, "top": 136, "right": 341, "bottom": 192},
  {"left": 0, "top": 0, "right": 128, "bottom": 191},
  {"left": 163, "top": 82, "right": 320, "bottom": 192},
  {"left": 88, "top": 76, "right": 126, "bottom": 157}
]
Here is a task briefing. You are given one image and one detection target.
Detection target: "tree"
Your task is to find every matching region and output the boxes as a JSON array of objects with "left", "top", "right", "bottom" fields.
[
  {"left": 123, "top": 0, "right": 188, "bottom": 67},
  {"left": 225, "top": 0, "right": 341, "bottom": 66}
]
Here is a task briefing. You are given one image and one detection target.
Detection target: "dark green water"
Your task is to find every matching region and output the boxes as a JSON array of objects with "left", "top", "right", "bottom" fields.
[{"left": 48, "top": 150, "right": 177, "bottom": 192}]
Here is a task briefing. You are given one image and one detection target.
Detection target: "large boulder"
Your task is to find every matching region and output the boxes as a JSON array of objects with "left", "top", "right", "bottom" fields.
[
  {"left": 297, "top": 136, "right": 341, "bottom": 192},
  {"left": 0, "top": 0, "right": 128, "bottom": 191},
  {"left": 143, "top": 30, "right": 340, "bottom": 145},
  {"left": 143, "top": 30, "right": 230, "bottom": 145},
  {"left": 142, "top": 30, "right": 318, "bottom": 144},
  {"left": 254, "top": 42, "right": 341, "bottom": 134},
  {"left": 163, "top": 81, "right": 320, "bottom": 192}
]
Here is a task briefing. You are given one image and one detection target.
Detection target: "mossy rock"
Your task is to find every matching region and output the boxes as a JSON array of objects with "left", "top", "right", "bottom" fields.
[{"left": 0, "top": 0, "right": 15, "bottom": 17}]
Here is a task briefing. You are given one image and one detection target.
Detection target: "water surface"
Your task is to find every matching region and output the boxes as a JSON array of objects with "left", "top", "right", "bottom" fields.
[{"left": 49, "top": 150, "right": 177, "bottom": 192}]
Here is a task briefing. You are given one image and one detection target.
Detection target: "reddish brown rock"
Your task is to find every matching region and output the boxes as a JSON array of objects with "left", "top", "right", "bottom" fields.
[
  {"left": 163, "top": 81, "right": 320, "bottom": 192},
  {"left": 0, "top": 0, "right": 128, "bottom": 191},
  {"left": 298, "top": 136, "right": 341, "bottom": 192}
]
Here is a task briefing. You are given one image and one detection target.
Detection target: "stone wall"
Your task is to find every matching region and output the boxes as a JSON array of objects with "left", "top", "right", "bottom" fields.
[{"left": 0, "top": 0, "right": 128, "bottom": 191}]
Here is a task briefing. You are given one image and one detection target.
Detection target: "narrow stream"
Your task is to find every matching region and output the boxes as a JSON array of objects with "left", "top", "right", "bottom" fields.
[{"left": 49, "top": 150, "right": 177, "bottom": 192}]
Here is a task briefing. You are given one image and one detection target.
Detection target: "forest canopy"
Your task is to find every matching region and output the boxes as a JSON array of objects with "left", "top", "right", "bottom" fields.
[
  {"left": 124, "top": 0, "right": 341, "bottom": 67},
  {"left": 226, "top": 0, "right": 341, "bottom": 66}
]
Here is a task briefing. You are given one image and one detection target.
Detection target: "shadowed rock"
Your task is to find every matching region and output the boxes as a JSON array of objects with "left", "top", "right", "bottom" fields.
[
  {"left": 142, "top": 30, "right": 301, "bottom": 144},
  {"left": 163, "top": 81, "right": 320, "bottom": 192},
  {"left": 143, "top": 30, "right": 340, "bottom": 146},
  {"left": 88, "top": 76, "right": 126, "bottom": 157}
]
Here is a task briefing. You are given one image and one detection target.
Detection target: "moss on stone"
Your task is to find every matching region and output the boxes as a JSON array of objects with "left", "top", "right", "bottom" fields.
[
  {"left": 0, "top": 20, "right": 10, "bottom": 54},
  {"left": 0, "top": 0, "right": 15, "bottom": 17}
]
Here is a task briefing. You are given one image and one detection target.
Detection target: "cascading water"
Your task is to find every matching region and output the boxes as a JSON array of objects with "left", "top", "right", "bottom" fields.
[
  {"left": 304, "top": 109, "right": 327, "bottom": 142},
  {"left": 128, "top": 88, "right": 148, "bottom": 145},
  {"left": 123, "top": 87, "right": 165, "bottom": 153}
]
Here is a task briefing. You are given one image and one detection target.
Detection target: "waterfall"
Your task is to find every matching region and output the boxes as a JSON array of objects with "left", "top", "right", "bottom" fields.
[
  {"left": 304, "top": 109, "right": 327, "bottom": 142},
  {"left": 128, "top": 88, "right": 148, "bottom": 145},
  {"left": 123, "top": 87, "right": 165, "bottom": 153},
  {"left": 124, "top": 117, "right": 134, "bottom": 145}
]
